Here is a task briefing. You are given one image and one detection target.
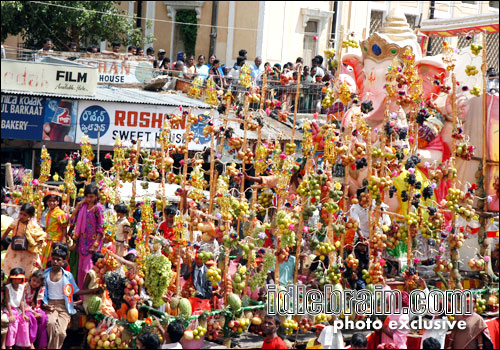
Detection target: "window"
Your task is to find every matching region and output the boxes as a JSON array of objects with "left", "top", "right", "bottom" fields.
[
  {"left": 405, "top": 14, "right": 418, "bottom": 30},
  {"left": 305, "top": 21, "right": 318, "bottom": 34},
  {"left": 370, "top": 10, "right": 384, "bottom": 35},
  {"left": 304, "top": 20, "right": 319, "bottom": 66},
  {"left": 490, "top": 1, "right": 499, "bottom": 8},
  {"left": 461, "top": 1, "right": 476, "bottom": 4}
]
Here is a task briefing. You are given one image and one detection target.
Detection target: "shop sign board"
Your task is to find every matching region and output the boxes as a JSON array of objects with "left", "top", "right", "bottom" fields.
[
  {"left": 75, "top": 101, "right": 216, "bottom": 150},
  {"left": 1, "top": 94, "right": 78, "bottom": 142},
  {"left": 73, "top": 58, "right": 153, "bottom": 84},
  {"left": 1, "top": 60, "right": 97, "bottom": 96}
]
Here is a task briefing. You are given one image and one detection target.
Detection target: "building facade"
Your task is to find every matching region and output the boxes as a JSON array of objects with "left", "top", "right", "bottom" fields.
[{"left": 3, "top": 1, "right": 498, "bottom": 68}]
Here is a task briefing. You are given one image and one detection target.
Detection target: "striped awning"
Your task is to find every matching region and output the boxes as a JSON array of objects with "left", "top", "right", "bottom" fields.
[{"left": 420, "top": 13, "right": 499, "bottom": 37}]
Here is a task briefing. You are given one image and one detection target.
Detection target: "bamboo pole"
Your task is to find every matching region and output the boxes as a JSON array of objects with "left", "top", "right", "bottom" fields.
[
  {"left": 367, "top": 130, "right": 374, "bottom": 262},
  {"left": 291, "top": 65, "right": 303, "bottom": 141},
  {"left": 208, "top": 110, "right": 216, "bottom": 214},
  {"left": 5, "top": 163, "right": 14, "bottom": 190},
  {"left": 176, "top": 246, "right": 181, "bottom": 295},
  {"left": 251, "top": 126, "right": 263, "bottom": 206},
  {"left": 340, "top": 125, "right": 351, "bottom": 259},
  {"left": 259, "top": 73, "right": 268, "bottom": 111},
  {"left": 236, "top": 97, "right": 249, "bottom": 236},
  {"left": 161, "top": 116, "right": 167, "bottom": 212},
  {"left": 481, "top": 31, "right": 488, "bottom": 213},
  {"left": 223, "top": 245, "right": 230, "bottom": 305},
  {"left": 293, "top": 158, "right": 312, "bottom": 285},
  {"left": 210, "top": 95, "right": 232, "bottom": 206},
  {"left": 179, "top": 113, "right": 192, "bottom": 215},
  {"left": 243, "top": 246, "right": 253, "bottom": 297},
  {"left": 131, "top": 139, "right": 141, "bottom": 206},
  {"left": 115, "top": 162, "right": 121, "bottom": 204},
  {"left": 334, "top": 26, "right": 344, "bottom": 83},
  {"left": 449, "top": 73, "right": 462, "bottom": 290}
]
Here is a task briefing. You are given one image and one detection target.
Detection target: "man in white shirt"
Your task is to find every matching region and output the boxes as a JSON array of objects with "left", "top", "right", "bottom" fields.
[
  {"left": 312, "top": 57, "right": 325, "bottom": 81},
  {"left": 350, "top": 200, "right": 391, "bottom": 239},
  {"left": 38, "top": 38, "right": 54, "bottom": 53},
  {"left": 251, "top": 56, "right": 263, "bottom": 81}
]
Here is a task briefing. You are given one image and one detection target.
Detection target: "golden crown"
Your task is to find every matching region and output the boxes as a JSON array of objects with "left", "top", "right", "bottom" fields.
[{"left": 360, "top": 33, "right": 413, "bottom": 62}]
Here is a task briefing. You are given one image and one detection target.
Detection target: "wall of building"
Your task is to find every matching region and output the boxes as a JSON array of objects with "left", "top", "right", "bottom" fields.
[
  {"left": 260, "top": 1, "right": 333, "bottom": 65},
  {"left": 232, "top": 1, "right": 259, "bottom": 61}
]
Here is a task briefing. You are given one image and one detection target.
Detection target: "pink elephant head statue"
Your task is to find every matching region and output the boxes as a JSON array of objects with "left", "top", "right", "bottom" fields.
[{"left": 342, "top": 8, "right": 448, "bottom": 124}]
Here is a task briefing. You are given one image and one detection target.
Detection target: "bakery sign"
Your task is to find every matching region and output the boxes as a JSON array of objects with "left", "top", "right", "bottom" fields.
[{"left": 1, "top": 59, "right": 97, "bottom": 96}]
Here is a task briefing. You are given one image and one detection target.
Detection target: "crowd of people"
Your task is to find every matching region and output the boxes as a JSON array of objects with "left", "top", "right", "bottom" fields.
[
  {"left": 34, "top": 38, "right": 334, "bottom": 87},
  {"left": 1, "top": 34, "right": 498, "bottom": 350},
  {"left": 1, "top": 180, "right": 496, "bottom": 349}
]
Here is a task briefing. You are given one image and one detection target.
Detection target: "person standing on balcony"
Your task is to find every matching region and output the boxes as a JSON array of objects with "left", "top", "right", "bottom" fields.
[{"left": 38, "top": 38, "right": 53, "bottom": 53}]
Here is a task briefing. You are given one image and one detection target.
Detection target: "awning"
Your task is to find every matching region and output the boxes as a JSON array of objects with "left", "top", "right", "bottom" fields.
[
  {"left": 420, "top": 13, "right": 499, "bottom": 37},
  {"left": 229, "top": 114, "right": 302, "bottom": 142}
]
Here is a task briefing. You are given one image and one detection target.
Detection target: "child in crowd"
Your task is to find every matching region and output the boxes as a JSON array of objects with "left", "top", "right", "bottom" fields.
[
  {"left": 1, "top": 270, "right": 9, "bottom": 349},
  {"left": 137, "top": 332, "right": 161, "bottom": 350},
  {"left": 70, "top": 184, "right": 104, "bottom": 289},
  {"left": 67, "top": 196, "right": 84, "bottom": 281},
  {"left": 4, "top": 268, "right": 30, "bottom": 349},
  {"left": 114, "top": 204, "right": 131, "bottom": 257},
  {"left": 22, "top": 270, "right": 47, "bottom": 349},
  {"left": 351, "top": 333, "right": 368, "bottom": 349},
  {"left": 40, "top": 192, "right": 68, "bottom": 268},
  {"left": 42, "top": 247, "right": 80, "bottom": 349},
  {"left": 1, "top": 203, "right": 45, "bottom": 279},
  {"left": 45, "top": 243, "right": 71, "bottom": 272},
  {"left": 80, "top": 252, "right": 104, "bottom": 314},
  {"left": 157, "top": 319, "right": 184, "bottom": 349},
  {"left": 306, "top": 323, "right": 326, "bottom": 349},
  {"left": 158, "top": 206, "right": 176, "bottom": 241}
]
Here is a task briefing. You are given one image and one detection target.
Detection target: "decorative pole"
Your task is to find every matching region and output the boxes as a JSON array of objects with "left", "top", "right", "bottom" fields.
[
  {"left": 236, "top": 96, "right": 249, "bottom": 236},
  {"left": 449, "top": 73, "right": 463, "bottom": 290},
  {"left": 208, "top": 109, "right": 216, "bottom": 214}
]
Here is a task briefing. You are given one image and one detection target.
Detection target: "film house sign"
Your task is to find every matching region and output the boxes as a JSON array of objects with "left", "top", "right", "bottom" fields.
[{"left": 1, "top": 60, "right": 97, "bottom": 96}]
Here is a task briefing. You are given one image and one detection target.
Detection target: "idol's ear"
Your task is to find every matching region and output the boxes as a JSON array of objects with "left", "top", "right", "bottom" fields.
[
  {"left": 417, "top": 57, "right": 449, "bottom": 101},
  {"left": 342, "top": 54, "right": 365, "bottom": 95}
]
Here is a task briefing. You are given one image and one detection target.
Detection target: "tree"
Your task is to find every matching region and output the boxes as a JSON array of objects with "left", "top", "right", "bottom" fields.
[{"left": 1, "top": 1, "right": 154, "bottom": 50}]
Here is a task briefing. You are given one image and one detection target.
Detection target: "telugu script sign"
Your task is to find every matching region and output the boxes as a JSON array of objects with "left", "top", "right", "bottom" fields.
[{"left": 75, "top": 101, "right": 217, "bottom": 150}]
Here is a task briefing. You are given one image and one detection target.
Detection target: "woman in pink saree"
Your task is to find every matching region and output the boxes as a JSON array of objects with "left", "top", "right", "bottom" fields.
[{"left": 70, "top": 184, "right": 104, "bottom": 289}]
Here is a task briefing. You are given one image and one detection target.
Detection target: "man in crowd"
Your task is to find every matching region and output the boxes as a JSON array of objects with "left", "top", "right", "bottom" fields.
[
  {"left": 312, "top": 57, "right": 324, "bottom": 81},
  {"left": 262, "top": 315, "right": 287, "bottom": 349},
  {"left": 251, "top": 56, "right": 263, "bottom": 81},
  {"left": 128, "top": 45, "right": 137, "bottom": 56},
  {"left": 181, "top": 252, "right": 212, "bottom": 299},
  {"left": 111, "top": 41, "right": 121, "bottom": 53},
  {"left": 68, "top": 42, "right": 78, "bottom": 52},
  {"left": 154, "top": 49, "right": 166, "bottom": 68},
  {"left": 146, "top": 47, "right": 155, "bottom": 59},
  {"left": 234, "top": 49, "right": 248, "bottom": 68},
  {"left": 39, "top": 38, "right": 54, "bottom": 52}
]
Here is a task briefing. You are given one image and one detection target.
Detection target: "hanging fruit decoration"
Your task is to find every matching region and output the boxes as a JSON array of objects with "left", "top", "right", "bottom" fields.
[
  {"left": 205, "top": 77, "right": 219, "bottom": 106},
  {"left": 39, "top": 146, "right": 52, "bottom": 184},
  {"left": 63, "top": 160, "right": 76, "bottom": 200}
]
